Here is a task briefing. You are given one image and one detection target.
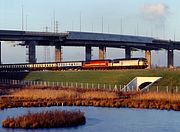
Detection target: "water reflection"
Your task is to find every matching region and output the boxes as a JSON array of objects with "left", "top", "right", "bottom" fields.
[{"left": 1, "top": 106, "right": 180, "bottom": 132}]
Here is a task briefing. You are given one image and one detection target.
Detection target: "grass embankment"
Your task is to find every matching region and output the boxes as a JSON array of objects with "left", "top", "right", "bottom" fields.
[
  {"left": 1, "top": 85, "right": 180, "bottom": 111},
  {"left": 1, "top": 69, "right": 179, "bottom": 87},
  {"left": 2, "top": 110, "right": 86, "bottom": 128},
  {"left": 25, "top": 69, "right": 180, "bottom": 86}
]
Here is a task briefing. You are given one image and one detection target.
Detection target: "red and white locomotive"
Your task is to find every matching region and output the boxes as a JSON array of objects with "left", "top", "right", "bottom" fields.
[{"left": 0, "top": 58, "right": 148, "bottom": 71}]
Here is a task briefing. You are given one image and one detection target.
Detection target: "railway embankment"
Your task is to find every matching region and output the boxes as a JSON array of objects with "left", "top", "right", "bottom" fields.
[{"left": 0, "top": 69, "right": 180, "bottom": 91}]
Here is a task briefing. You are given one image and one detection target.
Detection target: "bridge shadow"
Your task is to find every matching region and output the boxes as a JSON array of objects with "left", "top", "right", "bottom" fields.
[
  {"left": 0, "top": 72, "right": 29, "bottom": 80},
  {"left": 0, "top": 72, "right": 30, "bottom": 96}
]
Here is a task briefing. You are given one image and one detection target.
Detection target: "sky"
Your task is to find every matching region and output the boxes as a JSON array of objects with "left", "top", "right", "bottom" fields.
[{"left": 0, "top": 0, "right": 180, "bottom": 67}]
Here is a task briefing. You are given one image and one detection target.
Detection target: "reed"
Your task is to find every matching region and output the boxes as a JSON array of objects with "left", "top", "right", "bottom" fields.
[
  {"left": 134, "top": 92, "right": 180, "bottom": 102},
  {"left": 11, "top": 89, "right": 119, "bottom": 100},
  {"left": 2, "top": 110, "right": 86, "bottom": 128},
  {"left": 11, "top": 89, "right": 78, "bottom": 99}
]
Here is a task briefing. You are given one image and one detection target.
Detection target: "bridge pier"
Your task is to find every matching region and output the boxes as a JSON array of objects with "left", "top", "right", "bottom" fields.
[
  {"left": 145, "top": 50, "right": 151, "bottom": 69},
  {"left": 85, "top": 46, "right": 92, "bottom": 61},
  {"left": 55, "top": 45, "right": 62, "bottom": 62},
  {"left": 125, "top": 46, "right": 131, "bottom": 59},
  {"left": 99, "top": 46, "right": 106, "bottom": 60},
  {"left": 27, "top": 41, "right": 37, "bottom": 63},
  {"left": 167, "top": 50, "right": 174, "bottom": 68}
]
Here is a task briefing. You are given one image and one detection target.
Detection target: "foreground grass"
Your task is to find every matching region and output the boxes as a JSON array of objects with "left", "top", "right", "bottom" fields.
[
  {"left": 134, "top": 92, "right": 180, "bottom": 102},
  {"left": 11, "top": 88, "right": 119, "bottom": 99},
  {"left": 2, "top": 110, "right": 85, "bottom": 128},
  {"left": 1, "top": 84, "right": 180, "bottom": 111}
]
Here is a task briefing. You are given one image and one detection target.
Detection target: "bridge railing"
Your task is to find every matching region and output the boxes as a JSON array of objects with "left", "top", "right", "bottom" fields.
[{"left": 0, "top": 79, "right": 125, "bottom": 92}]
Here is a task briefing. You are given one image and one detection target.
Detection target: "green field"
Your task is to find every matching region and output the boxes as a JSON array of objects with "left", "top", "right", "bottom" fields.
[{"left": 21, "top": 69, "right": 180, "bottom": 86}]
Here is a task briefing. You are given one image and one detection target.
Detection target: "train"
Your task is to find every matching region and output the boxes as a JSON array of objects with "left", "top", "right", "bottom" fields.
[{"left": 0, "top": 58, "right": 148, "bottom": 71}]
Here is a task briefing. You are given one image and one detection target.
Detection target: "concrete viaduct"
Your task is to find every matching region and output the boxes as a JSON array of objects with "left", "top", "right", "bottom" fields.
[{"left": 0, "top": 30, "right": 180, "bottom": 68}]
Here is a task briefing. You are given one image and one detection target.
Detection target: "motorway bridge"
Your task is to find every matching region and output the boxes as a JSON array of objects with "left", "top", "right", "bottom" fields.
[{"left": 0, "top": 30, "right": 180, "bottom": 68}]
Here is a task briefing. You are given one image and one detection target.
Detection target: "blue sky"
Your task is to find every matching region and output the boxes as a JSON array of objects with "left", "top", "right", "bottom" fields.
[{"left": 0, "top": 0, "right": 180, "bottom": 67}]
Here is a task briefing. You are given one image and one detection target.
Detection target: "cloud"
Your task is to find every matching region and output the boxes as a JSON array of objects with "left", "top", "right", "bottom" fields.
[{"left": 142, "top": 3, "right": 169, "bottom": 22}]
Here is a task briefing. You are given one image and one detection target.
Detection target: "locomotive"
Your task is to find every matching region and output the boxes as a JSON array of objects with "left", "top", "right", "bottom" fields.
[{"left": 0, "top": 58, "right": 148, "bottom": 71}]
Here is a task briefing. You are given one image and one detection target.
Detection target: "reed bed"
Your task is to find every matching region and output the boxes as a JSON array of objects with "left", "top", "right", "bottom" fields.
[
  {"left": 11, "top": 89, "right": 78, "bottom": 99},
  {"left": 2, "top": 84, "right": 180, "bottom": 111},
  {"left": 80, "top": 91, "right": 119, "bottom": 99},
  {"left": 134, "top": 92, "right": 180, "bottom": 102},
  {"left": 2, "top": 110, "right": 86, "bottom": 128},
  {"left": 11, "top": 89, "right": 119, "bottom": 99}
]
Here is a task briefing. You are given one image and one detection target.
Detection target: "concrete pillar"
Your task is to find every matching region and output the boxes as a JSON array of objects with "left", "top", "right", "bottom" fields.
[
  {"left": 27, "top": 41, "right": 37, "bottom": 63},
  {"left": 85, "top": 46, "right": 92, "bottom": 61},
  {"left": 125, "top": 47, "right": 131, "bottom": 59},
  {"left": 145, "top": 50, "right": 151, "bottom": 69},
  {"left": 0, "top": 42, "right": 1, "bottom": 64},
  {"left": 55, "top": 45, "right": 62, "bottom": 62},
  {"left": 167, "top": 50, "right": 174, "bottom": 68},
  {"left": 99, "top": 46, "right": 106, "bottom": 60}
]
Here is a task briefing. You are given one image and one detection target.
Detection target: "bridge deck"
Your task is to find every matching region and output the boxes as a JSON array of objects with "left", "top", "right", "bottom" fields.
[{"left": 0, "top": 30, "right": 180, "bottom": 50}]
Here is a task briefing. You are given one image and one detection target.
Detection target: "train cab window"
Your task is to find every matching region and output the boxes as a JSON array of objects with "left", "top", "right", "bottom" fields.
[{"left": 113, "top": 60, "right": 120, "bottom": 63}]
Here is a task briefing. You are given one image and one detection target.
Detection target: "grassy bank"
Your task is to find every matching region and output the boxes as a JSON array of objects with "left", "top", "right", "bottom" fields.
[
  {"left": 25, "top": 70, "right": 180, "bottom": 86},
  {"left": 1, "top": 69, "right": 179, "bottom": 86}
]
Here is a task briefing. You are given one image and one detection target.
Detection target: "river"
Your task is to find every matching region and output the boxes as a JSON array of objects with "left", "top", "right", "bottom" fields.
[{"left": 0, "top": 106, "right": 180, "bottom": 132}]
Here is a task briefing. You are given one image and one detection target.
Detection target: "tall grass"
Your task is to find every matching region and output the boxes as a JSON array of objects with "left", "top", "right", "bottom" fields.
[
  {"left": 134, "top": 92, "right": 180, "bottom": 102},
  {"left": 11, "top": 88, "right": 119, "bottom": 99},
  {"left": 12, "top": 89, "right": 78, "bottom": 99},
  {"left": 2, "top": 110, "right": 86, "bottom": 128}
]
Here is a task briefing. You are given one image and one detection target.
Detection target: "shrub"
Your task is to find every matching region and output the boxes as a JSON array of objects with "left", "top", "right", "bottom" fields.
[{"left": 2, "top": 110, "right": 86, "bottom": 128}]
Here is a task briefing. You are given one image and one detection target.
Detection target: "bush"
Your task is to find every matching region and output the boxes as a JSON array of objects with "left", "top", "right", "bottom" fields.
[{"left": 2, "top": 110, "right": 86, "bottom": 128}]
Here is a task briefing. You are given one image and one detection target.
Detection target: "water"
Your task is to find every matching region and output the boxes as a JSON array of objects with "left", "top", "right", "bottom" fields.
[{"left": 0, "top": 106, "right": 180, "bottom": 132}]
